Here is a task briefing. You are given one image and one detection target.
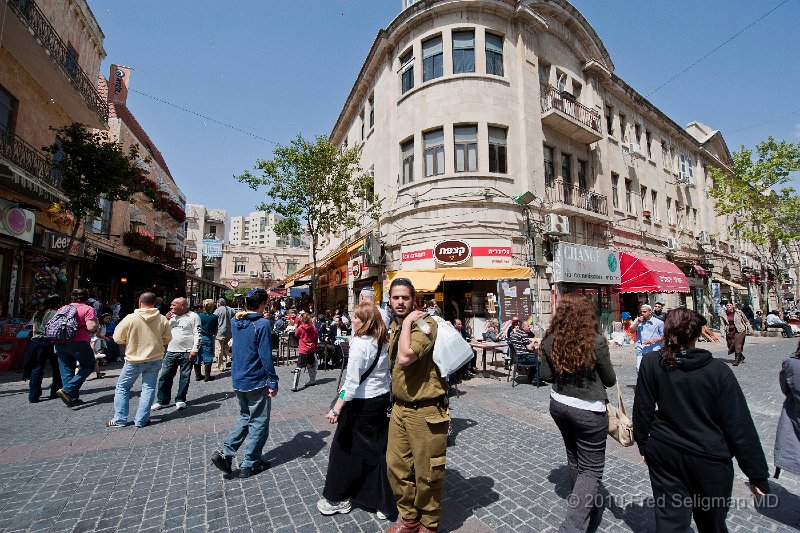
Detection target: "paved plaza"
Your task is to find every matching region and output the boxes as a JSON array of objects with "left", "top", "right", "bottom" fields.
[{"left": 0, "top": 336, "right": 798, "bottom": 533}]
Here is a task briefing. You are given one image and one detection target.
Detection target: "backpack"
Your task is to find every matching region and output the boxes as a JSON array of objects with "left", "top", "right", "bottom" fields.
[{"left": 44, "top": 305, "right": 79, "bottom": 341}]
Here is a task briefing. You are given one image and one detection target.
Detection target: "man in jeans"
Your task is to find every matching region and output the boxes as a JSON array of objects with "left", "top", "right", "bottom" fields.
[
  {"left": 54, "top": 288, "right": 98, "bottom": 407},
  {"left": 211, "top": 289, "right": 277, "bottom": 479},
  {"left": 214, "top": 298, "right": 234, "bottom": 371},
  {"left": 152, "top": 297, "right": 200, "bottom": 411},
  {"left": 107, "top": 292, "right": 171, "bottom": 428}
]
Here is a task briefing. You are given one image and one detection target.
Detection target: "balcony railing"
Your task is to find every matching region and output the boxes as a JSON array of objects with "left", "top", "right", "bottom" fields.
[
  {"left": 540, "top": 85, "right": 602, "bottom": 136},
  {"left": 0, "top": 126, "right": 61, "bottom": 188},
  {"left": 545, "top": 180, "right": 608, "bottom": 216},
  {"left": 8, "top": 0, "right": 108, "bottom": 123}
]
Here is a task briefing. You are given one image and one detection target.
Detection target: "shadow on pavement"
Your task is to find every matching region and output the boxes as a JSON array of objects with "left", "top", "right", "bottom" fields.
[
  {"left": 755, "top": 481, "right": 800, "bottom": 530},
  {"left": 447, "top": 417, "right": 477, "bottom": 447},
  {"left": 151, "top": 401, "right": 222, "bottom": 422},
  {"left": 440, "top": 470, "right": 500, "bottom": 531},
  {"left": 265, "top": 430, "right": 331, "bottom": 468}
]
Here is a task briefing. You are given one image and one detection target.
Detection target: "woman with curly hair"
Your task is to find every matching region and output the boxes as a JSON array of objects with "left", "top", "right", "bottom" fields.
[
  {"left": 539, "top": 294, "right": 616, "bottom": 532},
  {"left": 633, "top": 307, "right": 769, "bottom": 532}
]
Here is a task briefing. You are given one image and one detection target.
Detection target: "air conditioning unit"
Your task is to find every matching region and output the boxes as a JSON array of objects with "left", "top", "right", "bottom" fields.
[
  {"left": 666, "top": 237, "right": 679, "bottom": 251},
  {"left": 696, "top": 230, "right": 711, "bottom": 246},
  {"left": 249, "top": 270, "right": 258, "bottom": 277},
  {"left": 543, "top": 213, "right": 570, "bottom": 236},
  {"left": 628, "top": 143, "right": 645, "bottom": 159}
]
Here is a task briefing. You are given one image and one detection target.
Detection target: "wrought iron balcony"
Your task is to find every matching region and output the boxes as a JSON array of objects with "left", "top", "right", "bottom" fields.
[
  {"left": 545, "top": 179, "right": 608, "bottom": 222},
  {"left": 7, "top": 0, "right": 108, "bottom": 124},
  {"left": 0, "top": 126, "right": 62, "bottom": 189},
  {"left": 540, "top": 85, "right": 602, "bottom": 144}
]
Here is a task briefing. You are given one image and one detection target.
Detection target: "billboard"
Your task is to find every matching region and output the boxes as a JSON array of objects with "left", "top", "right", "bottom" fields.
[{"left": 202, "top": 239, "right": 223, "bottom": 258}]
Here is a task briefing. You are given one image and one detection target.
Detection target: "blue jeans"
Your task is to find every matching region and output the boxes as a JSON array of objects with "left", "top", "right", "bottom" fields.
[
  {"left": 156, "top": 351, "right": 193, "bottom": 404},
  {"left": 55, "top": 341, "right": 95, "bottom": 401},
  {"left": 222, "top": 386, "right": 272, "bottom": 468},
  {"left": 112, "top": 360, "right": 162, "bottom": 426}
]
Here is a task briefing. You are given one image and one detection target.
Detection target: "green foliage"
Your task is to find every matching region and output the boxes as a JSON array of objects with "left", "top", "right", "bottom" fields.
[{"left": 708, "top": 137, "right": 800, "bottom": 246}]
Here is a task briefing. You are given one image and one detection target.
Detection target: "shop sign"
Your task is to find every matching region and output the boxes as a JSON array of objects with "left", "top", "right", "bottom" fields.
[
  {"left": 401, "top": 239, "right": 514, "bottom": 270},
  {"left": 42, "top": 230, "right": 85, "bottom": 257},
  {"left": 202, "top": 239, "right": 223, "bottom": 258},
  {"left": 334, "top": 265, "right": 348, "bottom": 286},
  {"left": 434, "top": 240, "right": 471, "bottom": 265},
  {"left": 350, "top": 256, "right": 363, "bottom": 280},
  {"left": 0, "top": 198, "right": 35, "bottom": 244},
  {"left": 552, "top": 243, "right": 620, "bottom": 285},
  {"left": 319, "top": 272, "right": 329, "bottom": 287}
]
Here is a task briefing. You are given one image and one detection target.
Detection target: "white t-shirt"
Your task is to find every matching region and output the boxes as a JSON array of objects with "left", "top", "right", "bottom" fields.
[{"left": 341, "top": 335, "right": 390, "bottom": 402}]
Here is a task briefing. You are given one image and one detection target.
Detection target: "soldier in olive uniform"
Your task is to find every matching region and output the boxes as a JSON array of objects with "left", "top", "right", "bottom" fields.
[{"left": 385, "top": 278, "right": 450, "bottom": 533}]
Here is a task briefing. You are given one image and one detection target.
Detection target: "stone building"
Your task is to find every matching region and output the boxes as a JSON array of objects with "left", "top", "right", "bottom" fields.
[
  {"left": 185, "top": 203, "right": 228, "bottom": 282},
  {"left": 301, "top": 0, "right": 765, "bottom": 332},
  {"left": 219, "top": 243, "right": 309, "bottom": 291}
]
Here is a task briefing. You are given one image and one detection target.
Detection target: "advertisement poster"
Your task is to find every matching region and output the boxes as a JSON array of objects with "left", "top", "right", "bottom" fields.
[{"left": 498, "top": 279, "right": 532, "bottom": 323}]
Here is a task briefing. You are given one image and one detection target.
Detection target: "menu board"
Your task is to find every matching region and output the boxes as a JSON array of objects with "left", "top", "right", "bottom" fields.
[{"left": 498, "top": 279, "right": 532, "bottom": 323}]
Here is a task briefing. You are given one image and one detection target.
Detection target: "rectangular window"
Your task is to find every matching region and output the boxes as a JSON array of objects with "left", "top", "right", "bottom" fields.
[
  {"left": 423, "top": 128, "right": 445, "bottom": 177},
  {"left": 645, "top": 130, "right": 652, "bottom": 158},
  {"left": 661, "top": 141, "right": 668, "bottom": 168},
  {"left": 262, "top": 260, "right": 272, "bottom": 272},
  {"left": 454, "top": 125, "right": 477, "bottom": 172},
  {"left": 0, "top": 86, "right": 17, "bottom": 135},
  {"left": 544, "top": 146, "right": 555, "bottom": 186},
  {"left": 625, "top": 179, "right": 633, "bottom": 213},
  {"left": 234, "top": 262, "right": 246, "bottom": 274},
  {"left": 452, "top": 30, "right": 475, "bottom": 74},
  {"left": 360, "top": 112, "right": 365, "bottom": 140},
  {"left": 488, "top": 127, "right": 507, "bottom": 173},
  {"left": 680, "top": 152, "right": 687, "bottom": 178},
  {"left": 538, "top": 62, "right": 550, "bottom": 84},
  {"left": 65, "top": 43, "right": 79, "bottom": 78},
  {"left": 667, "top": 197, "right": 674, "bottom": 225},
  {"left": 619, "top": 113, "right": 627, "bottom": 142},
  {"left": 692, "top": 208, "right": 698, "bottom": 225},
  {"left": 634, "top": 123, "right": 642, "bottom": 144},
  {"left": 401, "top": 139, "right": 414, "bottom": 184},
  {"left": 651, "top": 190, "right": 658, "bottom": 220},
  {"left": 641, "top": 185, "right": 647, "bottom": 213},
  {"left": 572, "top": 81, "right": 582, "bottom": 100},
  {"left": 688, "top": 157, "right": 694, "bottom": 182},
  {"left": 561, "top": 153, "right": 572, "bottom": 186},
  {"left": 605, "top": 105, "right": 614, "bottom": 136},
  {"left": 485, "top": 33, "right": 504, "bottom": 76},
  {"left": 369, "top": 95, "right": 374, "bottom": 128},
  {"left": 577, "top": 159, "right": 587, "bottom": 190},
  {"left": 556, "top": 70, "right": 567, "bottom": 92},
  {"left": 400, "top": 50, "right": 414, "bottom": 93},
  {"left": 422, "top": 36, "right": 443, "bottom": 81},
  {"left": 611, "top": 173, "right": 619, "bottom": 209},
  {"left": 287, "top": 262, "right": 298, "bottom": 275}
]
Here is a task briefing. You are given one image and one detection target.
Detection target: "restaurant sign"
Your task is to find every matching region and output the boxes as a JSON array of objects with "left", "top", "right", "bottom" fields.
[
  {"left": 401, "top": 238, "right": 513, "bottom": 270},
  {"left": 553, "top": 242, "right": 620, "bottom": 285}
]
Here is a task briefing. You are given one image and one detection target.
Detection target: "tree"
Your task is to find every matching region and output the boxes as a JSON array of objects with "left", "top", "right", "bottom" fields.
[
  {"left": 708, "top": 137, "right": 800, "bottom": 311},
  {"left": 237, "top": 134, "right": 381, "bottom": 310},
  {"left": 43, "top": 123, "right": 143, "bottom": 266}
]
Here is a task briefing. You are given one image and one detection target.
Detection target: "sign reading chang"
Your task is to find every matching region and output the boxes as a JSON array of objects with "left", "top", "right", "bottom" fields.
[{"left": 553, "top": 242, "right": 620, "bottom": 285}]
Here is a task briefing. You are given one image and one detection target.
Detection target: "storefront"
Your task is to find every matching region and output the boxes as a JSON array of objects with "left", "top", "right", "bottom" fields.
[
  {"left": 552, "top": 242, "right": 620, "bottom": 335},
  {"left": 0, "top": 199, "right": 36, "bottom": 317},
  {"left": 389, "top": 238, "right": 532, "bottom": 329},
  {"left": 618, "top": 251, "right": 690, "bottom": 319},
  {"left": 349, "top": 254, "right": 382, "bottom": 309}
]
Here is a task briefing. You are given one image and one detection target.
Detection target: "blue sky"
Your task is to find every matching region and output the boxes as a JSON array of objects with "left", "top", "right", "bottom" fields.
[{"left": 91, "top": 0, "right": 800, "bottom": 217}]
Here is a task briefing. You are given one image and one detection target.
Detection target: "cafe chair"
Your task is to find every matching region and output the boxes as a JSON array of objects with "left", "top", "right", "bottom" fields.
[
  {"left": 284, "top": 333, "right": 299, "bottom": 366},
  {"left": 507, "top": 342, "right": 540, "bottom": 388}
]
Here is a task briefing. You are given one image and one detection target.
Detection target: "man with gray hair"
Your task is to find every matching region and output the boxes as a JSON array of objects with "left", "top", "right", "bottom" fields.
[
  {"left": 630, "top": 303, "right": 664, "bottom": 371},
  {"left": 152, "top": 297, "right": 200, "bottom": 411},
  {"left": 214, "top": 298, "right": 234, "bottom": 371},
  {"left": 359, "top": 287, "right": 390, "bottom": 327}
]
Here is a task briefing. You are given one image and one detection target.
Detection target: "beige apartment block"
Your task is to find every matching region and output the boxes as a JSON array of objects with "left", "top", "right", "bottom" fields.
[
  {"left": 316, "top": 0, "right": 765, "bottom": 329},
  {"left": 229, "top": 211, "right": 307, "bottom": 248},
  {"left": 186, "top": 204, "right": 228, "bottom": 281},
  {"left": 220, "top": 244, "right": 309, "bottom": 288}
]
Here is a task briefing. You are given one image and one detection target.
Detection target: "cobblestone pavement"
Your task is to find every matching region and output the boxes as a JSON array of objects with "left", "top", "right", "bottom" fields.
[{"left": 0, "top": 336, "right": 798, "bottom": 532}]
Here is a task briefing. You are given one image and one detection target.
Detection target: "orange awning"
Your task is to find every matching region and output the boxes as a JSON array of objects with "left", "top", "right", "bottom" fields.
[{"left": 388, "top": 266, "right": 531, "bottom": 291}]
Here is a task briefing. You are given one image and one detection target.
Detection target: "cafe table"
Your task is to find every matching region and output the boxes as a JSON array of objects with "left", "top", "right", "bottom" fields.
[{"left": 468, "top": 341, "right": 508, "bottom": 378}]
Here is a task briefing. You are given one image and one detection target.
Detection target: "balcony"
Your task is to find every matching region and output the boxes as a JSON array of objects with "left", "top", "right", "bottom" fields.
[
  {"left": 544, "top": 180, "right": 608, "bottom": 222},
  {"left": 5, "top": 0, "right": 108, "bottom": 126},
  {"left": 0, "top": 126, "right": 64, "bottom": 199},
  {"left": 540, "top": 85, "right": 603, "bottom": 144}
]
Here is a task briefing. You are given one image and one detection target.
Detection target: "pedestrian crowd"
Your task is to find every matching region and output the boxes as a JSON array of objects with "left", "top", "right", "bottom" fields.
[{"left": 16, "top": 283, "right": 800, "bottom": 532}]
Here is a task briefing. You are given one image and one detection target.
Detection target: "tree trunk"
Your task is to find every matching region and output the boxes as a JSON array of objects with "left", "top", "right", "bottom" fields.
[
  {"left": 60, "top": 216, "right": 82, "bottom": 272},
  {"left": 310, "top": 233, "right": 318, "bottom": 313}
]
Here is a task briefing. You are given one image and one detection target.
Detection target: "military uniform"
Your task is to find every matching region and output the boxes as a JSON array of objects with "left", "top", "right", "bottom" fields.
[{"left": 387, "top": 316, "right": 449, "bottom": 531}]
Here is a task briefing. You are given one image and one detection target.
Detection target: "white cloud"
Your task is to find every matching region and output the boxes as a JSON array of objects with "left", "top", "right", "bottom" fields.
[{"left": 794, "top": 123, "right": 800, "bottom": 139}]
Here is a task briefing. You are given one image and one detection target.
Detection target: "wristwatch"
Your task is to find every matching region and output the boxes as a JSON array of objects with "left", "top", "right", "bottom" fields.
[{"left": 331, "top": 409, "right": 339, "bottom": 417}]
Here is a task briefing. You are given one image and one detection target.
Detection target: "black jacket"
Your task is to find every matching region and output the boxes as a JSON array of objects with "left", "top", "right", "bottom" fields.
[
  {"left": 633, "top": 347, "right": 769, "bottom": 492},
  {"left": 539, "top": 334, "right": 616, "bottom": 402}
]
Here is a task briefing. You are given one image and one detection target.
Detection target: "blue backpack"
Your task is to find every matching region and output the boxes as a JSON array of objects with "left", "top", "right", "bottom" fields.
[{"left": 44, "top": 305, "right": 79, "bottom": 341}]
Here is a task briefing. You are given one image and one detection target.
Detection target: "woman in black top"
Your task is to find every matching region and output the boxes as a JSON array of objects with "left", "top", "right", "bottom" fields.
[
  {"left": 540, "top": 294, "right": 617, "bottom": 533},
  {"left": 633, "top": 308, "right": 769, "bottom": 532}
]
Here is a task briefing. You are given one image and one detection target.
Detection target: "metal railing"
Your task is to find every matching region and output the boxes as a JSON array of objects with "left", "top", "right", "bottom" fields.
[
  {"left": 8, "top": 0, "right": 109, "bottom": 123},
  {"left": 545, "top": 180, "right": 608, "bottom": 216},
  {"left": 0, "top": 126, "right": 61, "bottom": 188},
  {"left": 540, "top": 85, "right": 601, "bottom": 135}
]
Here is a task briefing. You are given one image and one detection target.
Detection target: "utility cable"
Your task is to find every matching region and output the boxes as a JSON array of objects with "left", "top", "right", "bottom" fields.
[{"left": 646, "top": 1, "right": 789, "bottom": 97}]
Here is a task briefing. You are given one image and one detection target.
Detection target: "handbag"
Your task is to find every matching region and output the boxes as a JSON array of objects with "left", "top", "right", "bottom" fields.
[
  {"left": 330, "top": 341, "right": 382, "bottom": 411},
  {"left": 606, "top": 381, "right": 634, "bottom": 447}
]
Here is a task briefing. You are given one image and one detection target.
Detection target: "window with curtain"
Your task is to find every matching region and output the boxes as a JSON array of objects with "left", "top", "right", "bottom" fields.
[
  {"left": 369, "top": 95, "right": 374, "bottom": 128},
  {"left": 611, "top": 173, "right": 619, "bottom": 209},
  {"left": 488, "top": 127, "right": 507, "bottom": 173},
  {"left": 400, "top": 50, "right": 414, "bottom": 93},
  {"left": 423, "top": 128, "right": 445, "bottom": 177},
  {"left": 454, "top": 125, "right": 477, "bottom": 172},
  {"left": 625, "top": 179, "right": 633, "bottom": 213},
  {"left": 485, "top": 33, "right": 504, "bottom": 76},
  {"left": 452, "top": 30, "right": 475, "bottom": 74},
  {"left": 578, "top": 159, "right": 587, "bottom": 190},
  {"left": 544, "top": 146, "right": 555, "bottom": 187},
  {"left": 641, "top": 185, "right": 648, "bottom": 213},
  {"left": 422, "top": 36, "right": 443, "bottom": 81},
  {"left": 401, "top": 139, "right": 414, "bottom": 184},
  {"left": 651, "top": 190, "right": 658, "bottom": 220},
  {"left": 561, "top": 153, "right": 572, "bottom": 186}
]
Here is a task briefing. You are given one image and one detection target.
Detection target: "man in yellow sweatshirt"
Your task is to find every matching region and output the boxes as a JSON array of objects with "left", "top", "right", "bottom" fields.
[{"left": 108, "top": 292, "right": 171, "bottom": 428}]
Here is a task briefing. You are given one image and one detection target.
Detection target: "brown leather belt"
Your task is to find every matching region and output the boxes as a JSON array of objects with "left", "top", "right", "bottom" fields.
[{"left": 393, "top": 395, "right": 445, "bottom": 409}]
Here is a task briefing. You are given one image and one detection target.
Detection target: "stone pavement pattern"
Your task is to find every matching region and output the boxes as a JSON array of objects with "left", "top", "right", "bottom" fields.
[{"left": 0, "top": 336, "right": 798, "bottom": 532}]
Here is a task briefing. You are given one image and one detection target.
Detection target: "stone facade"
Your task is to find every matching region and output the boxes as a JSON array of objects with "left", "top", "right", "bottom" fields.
[
  {"left": 220, "top": 243, "right": 309, "bottom": 287},
  {"left": 320, "top": 0, "right": 768, "bottom": 325},
  {"left": 185, "top": 204, "right": 228, "bottom": 281}
]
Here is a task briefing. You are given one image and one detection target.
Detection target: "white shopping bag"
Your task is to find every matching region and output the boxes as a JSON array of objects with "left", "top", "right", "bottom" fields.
[{"left": 430, "top": 316, "right": 474, "bottom": 379}]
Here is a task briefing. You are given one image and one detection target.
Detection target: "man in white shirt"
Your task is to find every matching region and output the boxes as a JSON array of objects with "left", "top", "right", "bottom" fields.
[
  {"left": 766, "top": 311, "right": 794, "bottom": 338},
  {"left": 152, "top": 297, "right": 201, "bottom": 410},
  {"left": 359, "top": 287, "right": 390, "bottom": 328}
]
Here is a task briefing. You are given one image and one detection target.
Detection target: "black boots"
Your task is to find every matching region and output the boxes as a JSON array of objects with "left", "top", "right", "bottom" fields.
[
  {"left": 733, "top": 353, "right": 745, "bottom": 366},
  {"left": 194, "top": 364, "right": 203, "bottom": 380},
  {"left": 204, "top": 363, "right": 215, "bottom": 382}
]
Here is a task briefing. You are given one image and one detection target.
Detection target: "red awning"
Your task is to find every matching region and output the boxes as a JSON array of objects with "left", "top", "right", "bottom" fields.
[
  {"left": 693, "top": 263, "right": 709, "bottom": 277},
  {"left": 619, "top": 252, "right": 690, "bottom": 293}
]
